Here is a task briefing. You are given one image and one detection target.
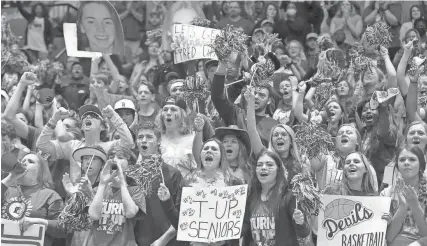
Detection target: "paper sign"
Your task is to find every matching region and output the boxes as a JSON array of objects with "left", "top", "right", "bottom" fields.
[
  {"left": 1, "top": 219, "right": 45, "bottom": 246},
  {"left": 172, "top": 24, "right": 220, "bottom": 64},
  {"left": 317, "top": 195, "right": 391, "bottom": 246},
  {"left": 177, "top": 185, "right": 248, "bottom": 243},
  {"left": 64, "top": 0, "right": 125, "bottom": 58}
]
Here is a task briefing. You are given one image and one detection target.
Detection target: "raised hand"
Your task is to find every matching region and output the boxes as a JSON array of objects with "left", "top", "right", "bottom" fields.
[
  {"left": 19, "top": 72, "right": 37, "bottom": 86},
  {"left": 298, "top": 81, "right": 307, "bottom": 93},
  {"left": 62, "top": 173, "right": 78, "bottom": 195},
  {"left": 101, "top": 105, "right": 115, "bottom": 119},
  {"left": 194, "top": 114, "right": 205, "bottom": 132},
  {"left": 404, "top": 39, "right": 414, "bottom": 54},
  {"left": 52, "top": 107, "right": 70, "bottom": 122},
  {"left": 379, "top": 46, "right": 389, "bottom": 59},
  {"left": 100, "top": 160, "right": 118, "bottom": 185}
]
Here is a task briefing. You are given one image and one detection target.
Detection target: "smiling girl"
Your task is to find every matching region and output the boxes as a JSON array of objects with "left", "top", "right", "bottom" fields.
[
  {"left": 381, "top": 146, "right": 427, "bottom": 246},
  {"left": 241, "top": 150, "right": 311, "bottom": 246},
  {"left": 77, "top": 1, "right": 124, "bottom": 55}
]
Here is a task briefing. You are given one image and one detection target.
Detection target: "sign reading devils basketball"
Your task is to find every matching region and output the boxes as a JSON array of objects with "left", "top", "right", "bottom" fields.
[{"left": 318, "top": 195, "right": 391, "bottom": 246}]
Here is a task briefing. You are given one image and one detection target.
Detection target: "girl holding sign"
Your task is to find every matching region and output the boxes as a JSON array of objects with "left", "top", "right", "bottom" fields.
[
  {"left": 241, "top": 150, "right": 311, "bottom": 246},
  {"left": 381, "top": 145, "right": 427, "bottom": 246}
]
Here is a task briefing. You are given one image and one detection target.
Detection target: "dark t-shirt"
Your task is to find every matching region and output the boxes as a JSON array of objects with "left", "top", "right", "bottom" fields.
[
  {"left": 134, "top": 163, "right": 183, "bottom": 246},
  {"left": 250, "top": 201, "right": 276, "bottom": 246}
]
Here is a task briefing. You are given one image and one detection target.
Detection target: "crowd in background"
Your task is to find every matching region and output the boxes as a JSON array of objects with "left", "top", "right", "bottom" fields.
[{"left": 4, "top": 1, "right": 427, "bottom": 246}]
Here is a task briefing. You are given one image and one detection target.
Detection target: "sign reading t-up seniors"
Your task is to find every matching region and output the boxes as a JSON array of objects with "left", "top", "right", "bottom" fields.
[
  {"left": 64, "top": 0, "right": 124, "bottom": 58},
  {"left": 177, "top": 185, "right": 248, "bottom": 243},
  {"left": 172, "top": 24, "right": 220, "bottom": 64},
  {"left": 317, "top": 195, "right": 391, "bottom": 246}
]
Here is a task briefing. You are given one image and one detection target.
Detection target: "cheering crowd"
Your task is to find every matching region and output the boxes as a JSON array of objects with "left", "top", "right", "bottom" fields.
[{"left": 3, "top": 1, "right": 427, "bottom": 246}]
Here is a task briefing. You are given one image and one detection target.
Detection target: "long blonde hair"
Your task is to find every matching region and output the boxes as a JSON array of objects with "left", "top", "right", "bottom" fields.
[{"left": 341, "top": 152, "right": 377, "bottom": 196}]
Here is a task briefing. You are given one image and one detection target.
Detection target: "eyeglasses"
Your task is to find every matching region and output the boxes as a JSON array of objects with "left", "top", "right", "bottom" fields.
[{"left": 82, "top": 112, "right": 101, "bottom": 120}]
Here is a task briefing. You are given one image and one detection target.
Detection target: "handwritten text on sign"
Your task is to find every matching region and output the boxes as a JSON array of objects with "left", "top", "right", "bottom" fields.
[
  {"left": 177, "top": 185, "right": 248, "bottom": 243},
  {"left": 1, "top": 219, "right": 45, "bottom": 246},
  {"left": 172, "top": 24, "right": 221, "bottom": 64},
  {"left": 317, "top": 195, "right": 391, "bottom": 246}
]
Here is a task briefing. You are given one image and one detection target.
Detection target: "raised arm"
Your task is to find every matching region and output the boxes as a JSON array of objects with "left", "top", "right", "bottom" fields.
[
  {"left": 192, "top": 114, "right": 205, "bottom": 168},
  {"left": 103, "top": 105, "right": 135, "bottom": 149},
  {"left": 294, "top": 82, "right": 309, "bottom": 122},
  {"left": 407, "top": 67, "right": 424, "bottom": 123},
  {"left": 363, "top": 7, "right": 378, "bottom": 25},
  {"left": 103, "top": 54, "right": 121, "bottom": 94},
  {"left": 380, "top": 46, "right": 397, "bottom": 89},
  {"left": 16, "top": 1, "right": 32, "bottom": 20},
  {"left": 397, "top": 40, "right": 413, "bottom": 97},
  {"left": 211, "top": 62, "right": 238, "bottom": 126},
  {"left": 3, "top": 73, "right": 36, "bottom": 139},
  {"left": 244, "top": 86, "right": 264, "bottom": 158}
]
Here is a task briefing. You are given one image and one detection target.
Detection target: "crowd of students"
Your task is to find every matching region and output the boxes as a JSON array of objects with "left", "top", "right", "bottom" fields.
[{"left": 4, "top": 1, "right": 427, "bottom": 246}]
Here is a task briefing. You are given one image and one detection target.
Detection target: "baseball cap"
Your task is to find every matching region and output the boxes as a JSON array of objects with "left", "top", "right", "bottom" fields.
[
  {"left": 260, "top": 19, "right": 274, "bottom": 27},
  {"left": 165, "top": 71, "right": 179, "bottom": 82},
  {"left": 79, "top": 105, "right": 103, "bottom": 120},
  {"left": 114, "top": 99, "right": 136, "bottom": 112},
  {"left": 253, "top": 28, "right": 266, "bottom": 36},
  {"left": 162, "top": 96, "right": 187, "bottom": 111},
  {"left": 306, "top": 32, "right": 319, "bottom": 41},
  {"left": 204, "top": 59, "right": 219, "bottom": 72}
]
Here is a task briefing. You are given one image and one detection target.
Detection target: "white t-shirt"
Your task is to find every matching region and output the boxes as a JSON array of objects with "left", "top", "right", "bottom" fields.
[{"left": 25, "top": 17, "right": 48, "bottom": 52}]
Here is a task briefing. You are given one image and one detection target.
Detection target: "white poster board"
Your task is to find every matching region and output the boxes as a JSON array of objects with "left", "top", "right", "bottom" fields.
[
  {"left": 172, "top": 24, "right": 220, "bottom": 64},
  {"left": 1, "top": 219, "right": 45, "bottom": 246},
  {"left": 177, "top": 185, "right": 248, "bottom": 243},
  {"left": 317, "top": 195, "right": 391, "bottom": 246}
]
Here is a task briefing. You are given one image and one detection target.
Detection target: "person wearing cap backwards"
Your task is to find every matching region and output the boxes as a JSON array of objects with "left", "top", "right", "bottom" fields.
[
  {"left": 36, "top": 104, "right": 134, "bottom": 186},
  {"left": 85, "top": 144, "right": 146, "bottom": 246},
  {"left": 167, "top": 79, "right": 184, "bottom": 99},
  {"left": 133, "top": 122, "right": 184, "bottom": 246},
  {"left": 212, "top": 60, "right": 279, "bottom": 147},
  {"left": 114, "top": 99, "right": 136, "bottom": 128},
  {"left": 158, "top": 96, "right": 197, "bottom": 177}
]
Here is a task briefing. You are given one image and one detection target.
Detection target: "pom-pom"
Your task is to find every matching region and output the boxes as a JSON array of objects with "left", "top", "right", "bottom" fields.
[
  {"left": 291, "top": 174, "right": 323, "bottom": 216},
  {"left": 209, "top": 25, "right": 249, "bottom": 63},
  {"left": 125, "top": 154, "right": 163, "bottom": 197},
  {"left": 183, "top": 74, "right": 210, "bottom": 102},
  {"left": 58, "top": 191, "right": 92, "bottom": 231},
  {"left": 190, "top": 17, "right": 212, "bottom": 28},
  {"left": 348, "top": 43, "right": 376, "bottom": 75},
  {"left": 408, "top": 56, "right": 427, "bottom": 76},
  {"left": 252, "top": 33, "right": 281, "bottom": 58},
  {"left": 362, "top": 21, "right": 392, "bottom": 49},
  {"left": 315, "top": 48, "right": 346, "bottom": 81},
  {"left": 317, "top": 35, "right": 334, "bottom": 52},
  {"left": 293, "top": 121, "right": 334, "bottom": 160},
  {"left": 145, "top": 29, "right": 163, "bottom": 46}
]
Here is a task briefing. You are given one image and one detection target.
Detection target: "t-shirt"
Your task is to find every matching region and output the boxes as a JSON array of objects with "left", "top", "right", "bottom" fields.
[
  {"left": 57, "top": 75, "right": 91, "bottom": 111},
  {"left": 134, "top": 161, "right": 183, "bottom": 246},
  {"left": 1, "top": 185, "right": 65, "bottom": 246},
  {"left": 250, "top": 201, "right": 275, "bottom": 246},
  {"left": 83, "top": 186, "right": 146, "bottom": 246},
  {"left": 25, "top": 17, "right": 47, "bottom": 52},
  {"left": 161, "top": 133, "right": 197, "bottom": 177}
]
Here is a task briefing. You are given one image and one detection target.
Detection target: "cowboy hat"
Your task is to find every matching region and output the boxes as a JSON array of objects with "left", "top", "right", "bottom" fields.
[{"left": 215, "top": 125, "right": 251, "bottom": 153}]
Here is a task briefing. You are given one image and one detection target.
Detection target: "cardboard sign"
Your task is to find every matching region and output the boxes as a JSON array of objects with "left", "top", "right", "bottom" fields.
[
  {"left": 317, "top": 195, "right": 391, "bottom": 246},
  {"left": 1, "top": 219, "right": 45, "bottom": 246},
  {"left": 64, "top": 0, "right": 124, "bottom": 58},
  {"left": 172, "top": 24, "right": 220, "bottom": 64},
  {"left": 177, "top": 185, "right": 248, "bottom": 243}
]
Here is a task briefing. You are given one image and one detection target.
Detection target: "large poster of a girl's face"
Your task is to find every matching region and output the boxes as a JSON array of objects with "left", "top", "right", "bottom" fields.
[{"left": 76, "top": 0, "right": 124, "bottom": 56}]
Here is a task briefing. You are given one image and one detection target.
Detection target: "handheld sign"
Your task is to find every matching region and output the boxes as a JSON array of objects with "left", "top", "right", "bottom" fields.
[
  {"left": 317, "top": 195, "right": 391, "bottom": 246},
  {"left": 177, "top": 185, "right": 247, "bottom": 243},
  {"left": 172, "top": 23, "right": 220, "bottom": 64},
  {"left": 64, "top": 0, "right": 124, "bottom": 58},
  {"left": 1, "top": 219, "right": 45, "bottom": 246}
]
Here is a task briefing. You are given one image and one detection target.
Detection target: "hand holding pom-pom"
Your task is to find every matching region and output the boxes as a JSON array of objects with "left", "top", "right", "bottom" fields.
[
  {"left": 292, "top": 209, "right": 305, "bottom": 225},
  {"left": 157, "top": 183, "right": 171, "bottom": 201},
  {"left": 19, "top": 72, "right": 36, "bottom": 86},
  {"left": 404, "top": 40, "right": 414, "bottom": 54}
]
